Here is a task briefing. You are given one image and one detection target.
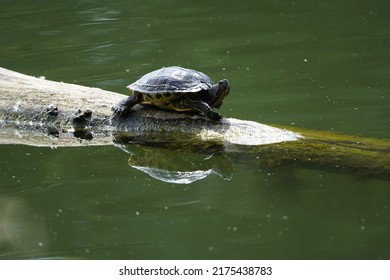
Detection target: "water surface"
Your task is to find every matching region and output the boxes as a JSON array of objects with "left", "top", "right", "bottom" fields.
[{"left": 0, "top": 0, "right": 389, "bottom": 259}]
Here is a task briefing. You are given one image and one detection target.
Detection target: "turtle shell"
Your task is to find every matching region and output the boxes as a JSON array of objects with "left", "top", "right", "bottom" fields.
[{"left": 127, "top": 66, "right": 214, "bottom": 94}]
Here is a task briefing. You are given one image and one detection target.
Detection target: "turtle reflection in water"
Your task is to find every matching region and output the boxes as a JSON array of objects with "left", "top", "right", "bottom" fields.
[
  {"left": 112, "top": 66, "right": 230, "bottom": 121},
  {"left": 121, "top": 144, "right": 232, "bottom": 184}
]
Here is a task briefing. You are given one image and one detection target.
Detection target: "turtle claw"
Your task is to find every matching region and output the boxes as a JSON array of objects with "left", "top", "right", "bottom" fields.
[
  {"left": 208, "top": 111, "right": 223, "bottom": 122},
  {"left": 187, "top": 100, "right": 222, "bottom": 121},
  {"left": 111, "top": 105, "right": 130, "bottom": 120},
  {"left": 111, "top": 95, "right": 141, "bottom": 119}
]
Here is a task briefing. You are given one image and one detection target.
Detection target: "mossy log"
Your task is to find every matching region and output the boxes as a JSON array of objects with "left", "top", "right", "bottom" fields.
[{"left": 0, "top": 67, "right": 389, "bottom": 179}]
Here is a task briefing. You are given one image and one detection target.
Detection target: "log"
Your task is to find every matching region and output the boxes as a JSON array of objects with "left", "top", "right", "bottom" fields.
[
  {"left": 0, "top": 67, "right": 301, "bottom": 147},
  {"left": 1, "top": 67, "right": 389, "bottom": 179}
]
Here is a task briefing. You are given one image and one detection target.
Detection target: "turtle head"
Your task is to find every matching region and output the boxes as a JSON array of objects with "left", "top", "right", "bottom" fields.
[{"left": 207, "top": 79, "right": 230, "bottom": 108}]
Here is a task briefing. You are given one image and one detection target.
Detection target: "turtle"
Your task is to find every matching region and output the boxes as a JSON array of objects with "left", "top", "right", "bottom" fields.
[{"left": 112, "top": 66, "right": 230, "bottom": 121}]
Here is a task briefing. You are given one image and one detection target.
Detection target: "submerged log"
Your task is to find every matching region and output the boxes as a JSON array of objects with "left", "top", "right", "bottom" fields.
[{"left": 0, "top": 67, "right": 389, "bottom": 179}]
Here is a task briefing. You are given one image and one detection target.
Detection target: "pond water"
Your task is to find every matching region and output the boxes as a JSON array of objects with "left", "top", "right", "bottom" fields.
[{"left": 0, "top": 0, "right": 389, "bottom": 259}]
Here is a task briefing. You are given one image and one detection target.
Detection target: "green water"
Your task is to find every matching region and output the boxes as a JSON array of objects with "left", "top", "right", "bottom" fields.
[{"left": 1, "top": 0, "right": 389, "bottom": 259}]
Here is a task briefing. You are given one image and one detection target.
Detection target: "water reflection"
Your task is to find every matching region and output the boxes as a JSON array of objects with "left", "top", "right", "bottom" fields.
[
  {"left": 0, "top": 197, "right": 49, "bottom": 259},
  {"left": 78, "top": 7, "right": 121, "bottom": 26},
  {"left": 116, "top": 143, "right": 233, "bottom": 184}
]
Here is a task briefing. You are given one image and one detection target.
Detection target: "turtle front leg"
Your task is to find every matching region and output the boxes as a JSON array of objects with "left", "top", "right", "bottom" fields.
[
  {"left": 112, "top": 93, "right": 143, "bottom": 117},
  {"left": 181, "top": 99, "right": 222, "bottom": 121}
]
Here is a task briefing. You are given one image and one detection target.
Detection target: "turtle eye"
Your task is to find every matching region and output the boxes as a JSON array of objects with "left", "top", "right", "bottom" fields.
[{"left": 218, "top": 79, "right": 228, "bottom": 86}]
